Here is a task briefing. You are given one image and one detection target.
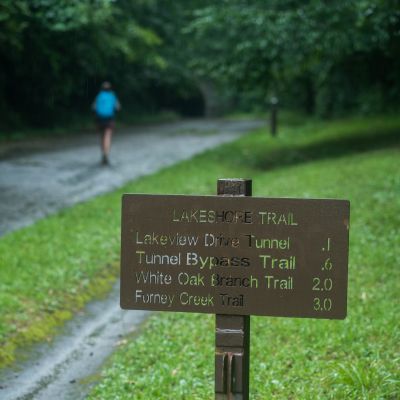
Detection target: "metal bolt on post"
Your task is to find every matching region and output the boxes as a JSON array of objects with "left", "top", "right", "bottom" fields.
[{"left": 215, "top": 179, "right": 251, "bottom": 400}]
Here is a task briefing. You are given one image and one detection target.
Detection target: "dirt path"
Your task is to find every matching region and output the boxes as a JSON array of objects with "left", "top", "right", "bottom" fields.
[
  {"left": 0, "top": 118, "right": 262, "bottom": 399},
  {"left": 0, "top": 118, "right": 262, "bottom": 236},
  {"left": 0, "top": 283, "right": 149, "bottom": 400}
]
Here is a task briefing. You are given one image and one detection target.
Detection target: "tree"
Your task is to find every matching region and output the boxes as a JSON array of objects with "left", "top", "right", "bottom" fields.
[
  {"left": 184, "top": 0, "right": 400, "bottom": 116},
  {"left": 0, "top": 0, "right": 165, "bottom": 126}
]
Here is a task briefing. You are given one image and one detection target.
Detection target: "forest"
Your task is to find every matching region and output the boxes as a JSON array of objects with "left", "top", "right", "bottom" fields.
[{"left": 1, "top": 0, "right": 399, "bottom": 129}]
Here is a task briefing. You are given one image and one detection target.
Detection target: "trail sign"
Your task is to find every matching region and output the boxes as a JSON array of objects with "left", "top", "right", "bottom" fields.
[{"left": 120, "top": 193, "right": 350, "bottom": 319}]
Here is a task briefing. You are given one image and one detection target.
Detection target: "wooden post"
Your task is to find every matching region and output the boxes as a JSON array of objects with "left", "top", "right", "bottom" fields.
[
  {"left": 270, "top": 97, "right": 278, "bottom": 137},
  {"left": 215, "top": 179, "right": 251, "bottom": 400}
]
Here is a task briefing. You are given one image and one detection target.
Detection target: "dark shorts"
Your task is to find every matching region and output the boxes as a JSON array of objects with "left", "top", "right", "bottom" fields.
[{"left": 97, "top": 116, "right": 115, "bottom": 130}]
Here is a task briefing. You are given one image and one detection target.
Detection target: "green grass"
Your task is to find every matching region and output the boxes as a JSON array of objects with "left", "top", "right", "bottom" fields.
[
  {"left": 0, "top": 203, "right": 122, "bottom": 366},
  {"left": 86, "top": 115, "right": 399, "bottom": 399},
  {"left": 0, "top": 114, "right": 399, "bottom": 398}
]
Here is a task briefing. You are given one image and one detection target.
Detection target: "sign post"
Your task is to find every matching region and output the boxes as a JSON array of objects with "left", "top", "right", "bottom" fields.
[
  {"left": 216, "top": 179, "right": 251, "bottom": 399},
  {"left": 120, "top": 179, "right": 350, "bottom": 398},
  {"left": 270, "top": 96, "right": 278, "bottom": 136}
]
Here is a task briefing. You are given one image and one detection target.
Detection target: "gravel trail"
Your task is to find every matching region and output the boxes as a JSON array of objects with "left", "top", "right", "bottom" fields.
[{"left": 0, "top": 119, "right": 261, "bottom": 236}]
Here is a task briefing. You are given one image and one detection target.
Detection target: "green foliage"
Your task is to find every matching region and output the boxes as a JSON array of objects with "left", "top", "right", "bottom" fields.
[
  {"left": 185, "top": 0, "right": 400, "bottom": 116},
  {"left": 86, "top": 114, "right": 400, "bottom": 399},
  {"left": 0, "top": 0, "right": 171, "bottom": 127},
  {"left": 1, "top": 1, "right": 400, "bottom": 127}
]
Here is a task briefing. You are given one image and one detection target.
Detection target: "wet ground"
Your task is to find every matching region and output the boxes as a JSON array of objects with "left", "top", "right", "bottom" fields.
[{"left": 0, "top": 118, "right": 262, "bottom": 399}]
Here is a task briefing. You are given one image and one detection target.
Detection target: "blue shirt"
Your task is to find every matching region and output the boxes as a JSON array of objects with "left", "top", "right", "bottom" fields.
[{"left": 94, "top": 90, "right": 119, "bottom": 118}]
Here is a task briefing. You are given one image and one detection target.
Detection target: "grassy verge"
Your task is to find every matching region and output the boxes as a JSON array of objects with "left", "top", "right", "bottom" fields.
[
  {"left": 0, "top": 201, "right": 122, "bottom": 366},
  {"left": 0, "top": 114, "right": 399, "bottom": 398},
  {"left": 86, "top": 115, "right": 399, "bottom": 399}
]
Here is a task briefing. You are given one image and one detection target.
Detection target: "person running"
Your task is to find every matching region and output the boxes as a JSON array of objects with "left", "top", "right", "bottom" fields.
[{"left": 93, "top": 81, "right": 121, "bottom": 165}]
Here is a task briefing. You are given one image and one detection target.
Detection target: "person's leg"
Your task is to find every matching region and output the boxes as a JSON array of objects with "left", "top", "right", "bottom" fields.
[
  {"left": 101, "top": 126, "right": 113, "bottom": 164},
  {"left": 104, "top": 127, "right": 113, "bottom": 154},
  {"left": 98, "top": 120, "right": 107, "bottom": 164}
]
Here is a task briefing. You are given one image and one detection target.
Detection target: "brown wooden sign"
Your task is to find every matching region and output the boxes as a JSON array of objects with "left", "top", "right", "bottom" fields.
[{"left": 120, "top": 194, "right": 350, "bottom": 319}]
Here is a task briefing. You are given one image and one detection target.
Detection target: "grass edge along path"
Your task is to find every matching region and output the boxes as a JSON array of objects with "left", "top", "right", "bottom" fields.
[
  {"left": 0, "top": 114, "right": 399, "bottom": 396},
  {"left": 87, "top": 116, "right": 400, "bottom": 399}
]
